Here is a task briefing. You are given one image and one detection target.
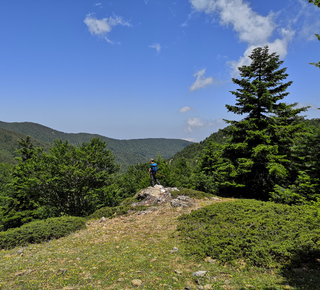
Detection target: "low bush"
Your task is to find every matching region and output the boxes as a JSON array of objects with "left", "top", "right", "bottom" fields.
[
  {"left": 0, "top": 216, "right": 86, "bottom": 249},
  {"left": 172, "top": 188, "right": 212, "bottom": 199},
  {"left": 87, "top": 197, "right": 149, "bottom": 220},
  {"left": 177, "top": 199, "right": 320, "bottom": 268}
]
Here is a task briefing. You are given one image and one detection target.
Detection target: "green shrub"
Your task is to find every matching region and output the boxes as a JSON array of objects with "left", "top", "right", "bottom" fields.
[
  {"left": 177, "top": 199, "right": 320, "bottom": 268},
  {"left": 87, "top": 197, "right": 150, "bottom": 220},
  {"left": 0, "top": 216, "right": 86, "bottom": 249},
  {"left": 172, "top": 188, "right": 212, "bottom": 199}
]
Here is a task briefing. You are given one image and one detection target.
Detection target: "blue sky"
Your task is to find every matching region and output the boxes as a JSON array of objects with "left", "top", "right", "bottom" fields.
[{"left": 0, "top": 0, "right": 319, "bottom": 142}]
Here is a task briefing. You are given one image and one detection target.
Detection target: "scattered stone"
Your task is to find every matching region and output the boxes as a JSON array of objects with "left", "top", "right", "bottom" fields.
[
  {"left": 99, "top": 217, "right": 106, "bottom": 223},
  {"left": 62, "top": 287, "right": 77, "bottom": 290},
  {"left": 195, "top": 279, "right": 203, "bottom": 285},
  {"left": 170, "top": 247, "right": 179, "bottom": 253},
  {"left": 131, "top": 279, "right": 143, "bottom": 287},
  {"left": 192, "top": 271, "right": 207, "bottom": 277},
  {"left": 203, "top": 285, "right": 212, "bottom": 290},
  {"left": 204, "top": 257, "right": 217, "bottom": 264},
  {"left": 174, "top": 270, "right": 183, "bottom": 275},
  {"left": 245, "top": 285, "right": 255, "bottom": 289},
  {"left": 117, "top": 278, "right": 124, "bottom": 282},
  {"left": 171, "top": 196, "right": 194, "bottom": 208},
  {"left": 224, "top": 280, "right": 231, "bottom": 285},
  {"left": 17, "top": 250, "right": 24, "bottom": 255},
  {"left": 211, "top": 196, "right": 220, "bottom": 201},
  {"left": 57, "top": 268, "right": 67, "bottom": 275},
  {"left": 173, "top": 277, "right": 179, "bottom": 282},
  {"left": 14, "top": 271, "right": 26, "bottom": 277},
  {"left": 198, "top": 286, "right": 204, "bottom": 290}
]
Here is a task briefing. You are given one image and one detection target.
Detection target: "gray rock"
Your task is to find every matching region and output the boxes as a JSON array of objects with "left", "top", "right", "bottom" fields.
[
  {"left": 211, "top": 196, "right": 220, "bottom": 201},
  {"left": 170, "top": 247, "right": 179, "bottom": 253},
  {"left": 17, "top": 250, "right": 24, "bottom": 255},
  {"left": 192, "top": 271, "right": 207, "bottom": 277},
  {"left": 171, "top": 195, "right": 194, "bottom": 207},
  {"left": 99, "top": 217, "right": 106, "bottom": 223}
]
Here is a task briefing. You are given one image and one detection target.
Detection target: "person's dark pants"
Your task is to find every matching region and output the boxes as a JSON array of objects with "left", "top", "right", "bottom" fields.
[{"left": 150, "top": 173, "right": 160, "bottom": 187}]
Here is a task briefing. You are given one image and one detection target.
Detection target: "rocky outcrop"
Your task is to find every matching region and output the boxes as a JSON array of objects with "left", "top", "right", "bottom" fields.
[
  {"left": 132, "top": 185, "right": 178, "bottom": 207},
  {"left": 170, "top": 195, "right": 194, "bottom": 208}
]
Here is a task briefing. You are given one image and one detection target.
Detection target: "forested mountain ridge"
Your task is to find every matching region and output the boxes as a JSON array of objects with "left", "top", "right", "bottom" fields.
[
  {"left": 0, "top": 127, "right": 51, "bottom": 164},
  {"left": 0, "top": 121, "right": 192, "bottom": 169}
]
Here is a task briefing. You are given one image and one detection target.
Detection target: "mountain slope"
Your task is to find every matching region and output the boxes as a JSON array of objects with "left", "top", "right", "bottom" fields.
[
  {"left": 0, "top": 127, "right": 51, "bottom": 164},
  {"left": 0, "top": 121, "right": 192, "bottom": 169}
]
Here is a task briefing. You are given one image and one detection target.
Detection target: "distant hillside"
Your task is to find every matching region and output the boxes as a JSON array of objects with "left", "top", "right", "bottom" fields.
[
  {"left": 0, "top": 121, "right": 192, "bottom": 169},
  {"left": 170, "top": 118, "right": 320, "bottom": 167},
  {"left": 170, "top": 128, "right": 228, "bottom": 166},
  {"left": 0, "top": 127, "right": 51, "bottom": 164}
]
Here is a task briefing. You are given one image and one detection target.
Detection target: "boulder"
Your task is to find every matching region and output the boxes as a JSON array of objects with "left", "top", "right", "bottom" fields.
[{"left": 132, "top": 185, "right": 173, "bottom": 207}]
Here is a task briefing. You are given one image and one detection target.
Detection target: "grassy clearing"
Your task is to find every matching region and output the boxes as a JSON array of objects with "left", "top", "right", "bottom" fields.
[{"left": 0, "top": 198, "right": 318, "bottom": 289}]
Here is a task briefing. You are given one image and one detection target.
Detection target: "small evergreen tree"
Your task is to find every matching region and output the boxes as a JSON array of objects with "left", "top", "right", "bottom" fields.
[{"left": 200, "top": 46, "right": 308, "bottom": 199}]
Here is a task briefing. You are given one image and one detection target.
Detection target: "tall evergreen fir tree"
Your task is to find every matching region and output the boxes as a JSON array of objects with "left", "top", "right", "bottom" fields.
[{"left": 206, "top": 46, "right": 308, "bottom": 199}]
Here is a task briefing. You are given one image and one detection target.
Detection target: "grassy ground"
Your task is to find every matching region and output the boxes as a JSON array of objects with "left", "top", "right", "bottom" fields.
[{"left": 0, "top": 198, "right": 318, "bottom": 289}]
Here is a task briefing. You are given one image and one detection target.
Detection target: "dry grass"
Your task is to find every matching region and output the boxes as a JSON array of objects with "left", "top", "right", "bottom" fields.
[{"left": 0, "top": 198, "right": 300, "bottom": 289}]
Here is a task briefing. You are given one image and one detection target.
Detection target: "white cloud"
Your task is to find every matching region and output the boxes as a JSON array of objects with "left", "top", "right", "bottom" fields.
[
  {"left": 84, "top": 14, "right": 131, "bottom": 44},
  {"left": 94, "top": 3, "right": 102, "bottom": 6},
  {"left": 228, "top": 28, "right": 295, "bottom": 78},
  {"left": 185, "top": 117, "right": 225, "bottom": 132},
  {"left": 189, "top": 0, "right": 295, "bottom": 77},
  {"left": 190, "top": 69, "right": 214, "bottom": 91},
  {"left": 185, "top": 117, "right": 206, "bottom": 132},
  {"left": 296, "top": 102, "right": 319, "bottom": 110},
  {"left": 190, "top": 0, "right": 275, "bottom": 45},
  {"left": 149, "top": 43, "right": 161, "bottom": 54},
  {"left": 180, "top": 106, "right": 195, "bottom": 113}
]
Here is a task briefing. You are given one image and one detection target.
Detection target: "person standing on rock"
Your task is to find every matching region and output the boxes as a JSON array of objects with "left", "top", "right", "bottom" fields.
[{"left": 149, "top": 158, "right": 160, "bottom": 187}]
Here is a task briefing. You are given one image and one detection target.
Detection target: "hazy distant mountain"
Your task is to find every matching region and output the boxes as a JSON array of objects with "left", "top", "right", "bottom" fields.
[{"left": 0, "top": 121, "right": 193, "bottom": 170}]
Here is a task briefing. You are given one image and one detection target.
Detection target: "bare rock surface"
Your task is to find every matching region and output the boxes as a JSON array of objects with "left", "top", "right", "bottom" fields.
[{"left": 132, "top": 185, "right": 180, "bottom": 207}]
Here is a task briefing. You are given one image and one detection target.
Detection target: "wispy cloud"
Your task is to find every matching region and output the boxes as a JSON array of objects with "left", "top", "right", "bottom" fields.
[
  {"left": 190, "top": 69, "right": 214, "bottom": 92},
  {"left": 180, "top": 106, "right": 195, "bottom": 113},
  {"left": 296, "top": 102, "right": 319, "bottom": 110},
  {"left": 190, "top": 0, "right": 295, "bottom": 76},
  {"left": 84, "top": 14, "right": 131, "bottom": 44},
  {"left": 94, "top": 3, "right": 102, "bottom": 6},
  {"left": 149, "top": 43, "right": 161, "bottom": 54},
  {"left": 185, "top": 117, "right": 225, "bottom": 133}
]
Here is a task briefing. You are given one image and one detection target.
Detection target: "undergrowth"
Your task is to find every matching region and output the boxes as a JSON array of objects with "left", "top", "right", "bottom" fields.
[
  {"left": 0, "top": 216, "right": 86, "bottom": 249},
  {"left": 177, "top": 199, "right": 320, "bottom": 268},
  {"left": 172, "top": 188, "right": 213, "bottom": 199}
]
